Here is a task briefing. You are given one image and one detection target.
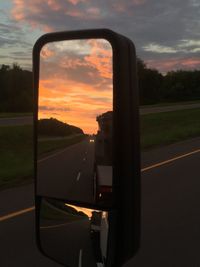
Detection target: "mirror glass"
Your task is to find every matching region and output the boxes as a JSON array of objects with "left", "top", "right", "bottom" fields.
[
  {"left": 40, "top": 197, "right": 110, "bottom": 266},
  {"left": 37, "top": 39, "right": 113, "bottom": 206}
]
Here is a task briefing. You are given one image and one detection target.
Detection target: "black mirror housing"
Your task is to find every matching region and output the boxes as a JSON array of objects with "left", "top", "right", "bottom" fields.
[{"left": 33, "top": 28, "right": 140, "bottom": 267}]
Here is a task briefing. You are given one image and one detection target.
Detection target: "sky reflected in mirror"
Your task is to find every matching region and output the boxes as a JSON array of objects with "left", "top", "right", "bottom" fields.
[
  {"left": 37, "top": 39, "right": 113, "bottom": 206},
  {"left": 39, "top": 39, "right": 112, "bottom": 134}
]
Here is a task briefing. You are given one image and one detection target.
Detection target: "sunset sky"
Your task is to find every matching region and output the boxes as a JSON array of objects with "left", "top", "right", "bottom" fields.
[
  {"left": 1, "top": 0, "right": 200, "bottom": 73},
  {"left": 39, "top": 39, "right": 112, "bottom": 133}
]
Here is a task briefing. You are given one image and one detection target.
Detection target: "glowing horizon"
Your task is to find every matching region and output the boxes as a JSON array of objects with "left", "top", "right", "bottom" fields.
[{"left": 38, "top": 39, "right": 112, "bottom": 134}]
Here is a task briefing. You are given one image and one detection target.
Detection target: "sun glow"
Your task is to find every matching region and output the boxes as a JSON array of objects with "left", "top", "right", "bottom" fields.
[{"left": 39, "top": 39, "right": 112, "bottom": 134}]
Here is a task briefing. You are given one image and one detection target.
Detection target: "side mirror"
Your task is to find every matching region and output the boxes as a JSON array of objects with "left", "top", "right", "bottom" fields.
[{"left": 33, "top": 29, "right": 140, "bottom": 267}]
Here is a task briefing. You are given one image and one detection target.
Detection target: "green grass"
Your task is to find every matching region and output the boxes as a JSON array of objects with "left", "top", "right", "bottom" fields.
[
  {"left": 0, "top": 125, "right": 85, "bottom": 190},
  {"left": 1, "top": 108, "right": 200, "bottom": 191},
  {"left": 0, "top": 125, "right": 34, "bottom": 190},
  {"left": 0, "top": 112, "right": 32, "bottom": 118},
  {"left": 38, "top": 135, "right": 86, "bottom": 157},
  {"left": 140, "top": 99, "right": 200, "bottom": 109},
  {"left": 141, "top": 108, "right": 200, "bottom": 150}
]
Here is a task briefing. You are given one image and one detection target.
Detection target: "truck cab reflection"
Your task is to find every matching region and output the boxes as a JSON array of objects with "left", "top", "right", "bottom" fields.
[
  {"left": 39, "top": 197, "right": 109, "bottom": 267},
  {"left": 94, "top": 111, "right": 113, "bottom": 205}
]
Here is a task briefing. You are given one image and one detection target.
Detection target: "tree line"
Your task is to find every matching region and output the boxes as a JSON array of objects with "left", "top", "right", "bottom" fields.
[
  {"left": 137, "top": 58, "right": 200, "bottom": 105},
  {"left": 38, "top": 118, "right": 84, "bottom": 136},
  {"left": 0, "top": 64, "right": 33, "bottom": 112},
  {"left": 0, "top": 61, "right": 200, "bottom": 113}
]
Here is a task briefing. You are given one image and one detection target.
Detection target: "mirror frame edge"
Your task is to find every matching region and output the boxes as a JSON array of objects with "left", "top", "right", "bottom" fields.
[{"left": 33, "top": 28, "right": 141, "bottom": 267}]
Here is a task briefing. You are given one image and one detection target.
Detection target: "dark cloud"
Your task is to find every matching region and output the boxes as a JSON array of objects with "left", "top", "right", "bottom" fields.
[
  {"left": 0, "top": 12, "right": 33, "bottom": 68},
  {"left": 39, "top": 105, "right": 70, "bottom": 112},
  {"left": 0, "top": 22, "right": 21, "bottom": 33},
  {"left": 4, "top": 0, "right": 200, "bottom": 72},
  {"left": 0, "top": 36, "right": 14, "bottom": 47},
  {"left": 40, "top": 40, "right": 112, "bottom": 89}
]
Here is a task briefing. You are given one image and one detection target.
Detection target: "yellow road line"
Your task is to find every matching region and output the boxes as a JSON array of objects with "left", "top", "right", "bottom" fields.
[
  {"left": 1, "top": 148, "right": 200, "bottom": 222},
  {"left": 0, "top": 206, "right": 35, "bottom": 222},
  {"left": 141, "top": 148, "right": 200, "bottom": 172}
]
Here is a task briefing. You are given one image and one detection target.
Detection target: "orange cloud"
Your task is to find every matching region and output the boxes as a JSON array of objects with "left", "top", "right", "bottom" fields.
[
  {"left": 11, "top": 0, "right": 105, "bottom": 30},
  {"left": 38, "top": 39, "right": 112, "bottom": 134},
  {"left": 181, "top": 58, "right": 200, "bottom": 67},
  {"left": 65, "top": 6, "right": 102, "bottom": 19},
  {"left": 85, "top": 39, "right": 112, "bottom": 79},
  {"left": 65, "top": 9, "right": 83, "bottom": 18},
  {"left": 68, "top": 0, "right": 87, "bottom": 5},
  {"left": 41, "top": 46, "right": 55, "bottom": 59},
  {"left": 39, "top": 77, "right": 112, "bottom": 134},
  {"left": 146, "top": 57, "right": 200, "bottom": 73},
  {"left": 12, "top": 0, "right": 54, "bottom": 31},
  {"left": 12, "top": 0, "right": 41, "bottom": 20},
  {"left": 47, "top": 0, "right": 61, "bottom": 11},
  {"left": 86, "top": 7, "right": 101, "bottom": 18}
]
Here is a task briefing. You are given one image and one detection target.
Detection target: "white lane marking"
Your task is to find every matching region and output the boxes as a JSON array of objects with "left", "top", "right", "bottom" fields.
[
  {"left": 78, "top": 249, "right": 83, "bottom": 267},
  {"left": 0, "top": 206, "right": 35, "bottom": 222},
  {"left": 77, "top": 172, "right": 81, "bottom": 181}
]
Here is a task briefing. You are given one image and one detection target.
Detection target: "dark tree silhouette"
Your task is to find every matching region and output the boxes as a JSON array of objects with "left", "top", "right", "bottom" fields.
[
  {"left": 0, "top": 64, "right": 33, "bottom": 112},
  {"left": 38, "top": 118, "right": 84, "bottom": 136},
  {"left": 1, "top": 62, "right": 200, "bottom": 113}
]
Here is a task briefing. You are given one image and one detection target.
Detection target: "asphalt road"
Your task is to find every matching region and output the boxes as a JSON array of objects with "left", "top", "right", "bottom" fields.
[
  {"left": 128, "top": 139, "right": 200, "bottom": 267},
  {"left": 40, "top": 215, "right": 96, "bottom": 266},
  {"left": 140, "top": 102, "right": 200, "bottom": 115},
  {"left": 0, "top": 116, "right": 33, "bottom": 126},
  {"left": 1, "top": 102, "right": 200, "bottom": 126},
  {"left": 38, "top": 137, "right": 95, "bottom": 203},
  {"left": 1, "top": 138, "right": 200, "bottom": 266}
]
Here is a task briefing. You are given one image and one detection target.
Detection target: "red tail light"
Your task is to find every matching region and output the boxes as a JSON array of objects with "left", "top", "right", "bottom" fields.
[{"left": 100, "top": 186, "right": 112, "bottom": 193}]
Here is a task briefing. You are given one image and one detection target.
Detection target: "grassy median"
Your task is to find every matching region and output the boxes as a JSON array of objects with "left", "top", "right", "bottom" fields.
[
  {"left": 38, "top": 135, "right": 85, "bottom": 156},
  {"left": 0, "top": 112, "right": 32, "bottom": 118},
  {"left": 0, "top": 125, "right": 85, "bottom": 190},
  {"left": 140, "top": 99, "right": 200, "bottom": 109},
  {"left": 0, "top": 125, "right": 33, "bottom": 189},
  {"left": 1, "top": 108, "right": 200, "bottom": 190},
  {"left": 141, "top": 108, "right": 200, "bottom": 149}
]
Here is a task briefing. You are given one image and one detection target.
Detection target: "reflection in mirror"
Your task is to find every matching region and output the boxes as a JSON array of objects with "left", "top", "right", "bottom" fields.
[
  {"left": 40, "top": 197, "right": 110, "bottom": 267},
  {"left": 37, "top": 39, "right": 113, "bottom": 206}
]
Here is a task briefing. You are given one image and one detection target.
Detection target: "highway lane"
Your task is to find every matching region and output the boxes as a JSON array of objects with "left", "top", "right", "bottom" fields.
[
  {"left": 1, "top": 138, "right": 200, "bottom": 266},
  {"left": 0, "top": 116, "right": 32, "bottom": 126},
  {"left": 40, "top": 216, "right": 96, "bottom": 266},
  {"left": 127, "top": 148, "right": 200, "bottom": 266},
  {"left": 1, "top": 102, "right": 200, "bottom": 126},
  {"left": 0, "top": 209, "right": 61, "bottom": 267},
  {"left": 37, "top": 137, "right": 95, "bottom": 203}
]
